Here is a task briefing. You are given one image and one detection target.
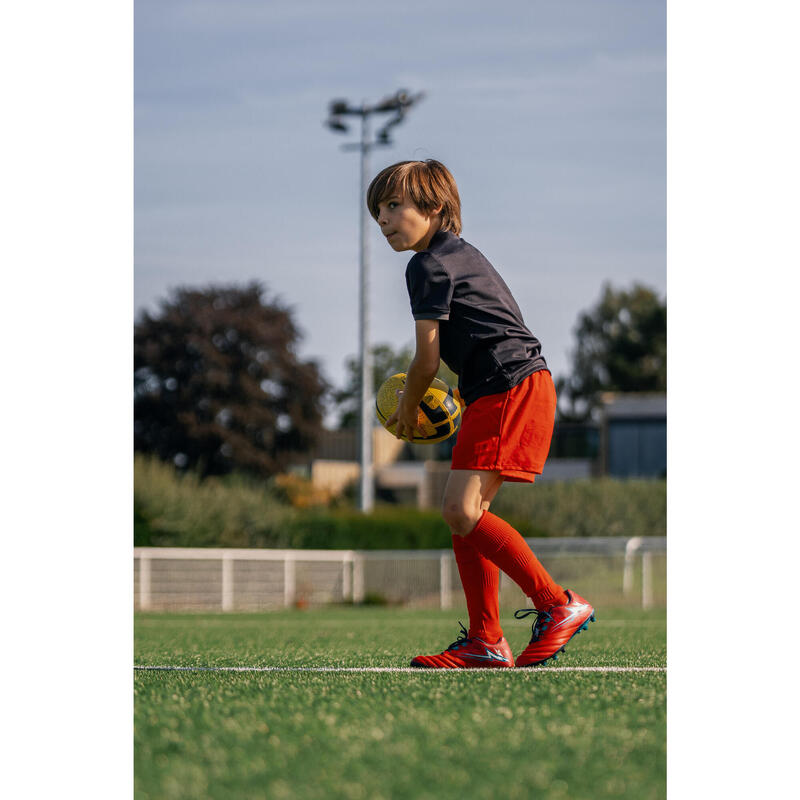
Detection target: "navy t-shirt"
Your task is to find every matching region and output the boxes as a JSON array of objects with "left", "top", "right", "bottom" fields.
[{"left": 405, "top": 230, "right": 548, "bottom": 406}]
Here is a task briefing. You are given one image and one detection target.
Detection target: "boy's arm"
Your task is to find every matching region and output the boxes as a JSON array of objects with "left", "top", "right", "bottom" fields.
[{"left": 386, "top": 320, "right": 441, "bottom": 441}]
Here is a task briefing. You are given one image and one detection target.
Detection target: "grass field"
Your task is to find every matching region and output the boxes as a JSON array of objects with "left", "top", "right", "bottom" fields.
[{"left": 135, "top": 607, "right": 666, "bottom": 800}]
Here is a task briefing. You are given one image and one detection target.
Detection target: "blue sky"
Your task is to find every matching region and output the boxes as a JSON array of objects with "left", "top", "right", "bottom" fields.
[{"left": 135, "top": 0, "right": 665, "bottom": 401}]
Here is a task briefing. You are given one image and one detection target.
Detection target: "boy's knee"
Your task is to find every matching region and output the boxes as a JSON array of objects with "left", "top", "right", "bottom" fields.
[{"left": 442, "top": 501, "right": 480, "bottom": 537}]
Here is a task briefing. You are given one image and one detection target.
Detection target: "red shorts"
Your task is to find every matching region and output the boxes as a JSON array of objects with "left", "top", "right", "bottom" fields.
[{"left": 450, "top": 370, "right": 556, "bottom": 483}]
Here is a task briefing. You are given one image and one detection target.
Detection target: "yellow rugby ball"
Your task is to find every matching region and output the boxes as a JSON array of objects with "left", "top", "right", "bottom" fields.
[{"left": 375, "top": 373, "right": 462, "bottom": 444}]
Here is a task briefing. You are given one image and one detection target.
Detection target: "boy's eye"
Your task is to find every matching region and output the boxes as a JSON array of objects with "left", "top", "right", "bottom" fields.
[{"left": 388, "top": 202, "right": 398, "bottom": 209}]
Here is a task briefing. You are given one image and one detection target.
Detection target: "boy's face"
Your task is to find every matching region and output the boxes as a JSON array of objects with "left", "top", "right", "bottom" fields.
[{"left": 376, "top": 194, "right": 441, "bottom": 253}]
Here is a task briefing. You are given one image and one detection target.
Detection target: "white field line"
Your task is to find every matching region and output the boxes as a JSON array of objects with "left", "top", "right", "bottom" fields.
[{"left": 134, "top": 665, "right": 664, "bottom": 674}]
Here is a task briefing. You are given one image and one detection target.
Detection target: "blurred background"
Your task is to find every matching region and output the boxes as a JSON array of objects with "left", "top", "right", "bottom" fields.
[{"left": 134, "top": 0, "right": 666, "bottom": 610}]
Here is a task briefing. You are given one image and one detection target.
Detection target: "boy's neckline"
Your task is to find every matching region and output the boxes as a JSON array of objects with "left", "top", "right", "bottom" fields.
[{"left": 423, "top": 229, "right": 455, "bottom": 251}]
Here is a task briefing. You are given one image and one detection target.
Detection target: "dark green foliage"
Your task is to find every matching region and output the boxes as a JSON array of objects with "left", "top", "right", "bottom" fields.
[
  {"left": 492, "top": 479, "right": 666, "bottom": 538},
  {"left": 134, "top": 283, "right": 327, "bottom": 477},
  {"left": 557, "top": 283, "right": 666, "bottom": 420},
  {"left": 135, "top": 455, "right": 462, "bottom": 549},
  {"left": 135, "top": 456, "right": 664, "bottom": 548},
  {"left": 287, "top": 508, "right": 452, "bottom": 549},
  {"left": 133, "top": 455, "right": 297, "bottom": 548}
]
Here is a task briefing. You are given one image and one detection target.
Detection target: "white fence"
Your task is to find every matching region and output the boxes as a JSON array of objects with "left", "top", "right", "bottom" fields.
[{"left": 134, "top": 537, "right": 665, "bottom": 612}]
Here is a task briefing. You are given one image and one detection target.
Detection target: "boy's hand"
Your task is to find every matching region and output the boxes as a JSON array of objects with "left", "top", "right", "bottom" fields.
[
  {"left": 384, "top": 389, "right": 424, "bottom": 441},
  {"left": 383, "top": 321, "right": 440, "bottom": 441}
]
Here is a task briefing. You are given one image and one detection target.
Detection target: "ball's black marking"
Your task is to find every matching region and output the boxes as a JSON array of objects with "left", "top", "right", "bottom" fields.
[{"left": 375, "top": 373, "right": 461, "bottom": 444}]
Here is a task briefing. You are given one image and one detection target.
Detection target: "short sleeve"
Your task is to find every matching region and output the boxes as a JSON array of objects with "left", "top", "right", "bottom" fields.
[{"left": 405, "top": 252, "right": 453, "bottom": 321}]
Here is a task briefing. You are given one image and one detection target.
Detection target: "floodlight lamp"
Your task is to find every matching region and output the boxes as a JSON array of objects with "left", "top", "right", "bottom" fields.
[
  {"left": 374, "top": 96, "right": 400, "bottom": 112},
  {"left": 400, "top": 90, "right": 425, "bottom": 109},
  {"left": 329, "top": 99, "right": 350, "bottom": 115}
]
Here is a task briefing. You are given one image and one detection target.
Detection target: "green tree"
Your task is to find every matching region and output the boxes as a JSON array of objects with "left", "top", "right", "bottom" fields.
[
  {"left": 334, "top": 342, "right": 458, "bottom": 429},
  {"left": 134, "top": 283, "right": 327, "bottom": 477},
  {"left": 557, "top": 283, "right": 666, "bottom": 420}
]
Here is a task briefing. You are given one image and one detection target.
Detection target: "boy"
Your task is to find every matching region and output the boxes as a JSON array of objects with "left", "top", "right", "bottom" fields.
[{"left": 367, "top": 159, "right": 594, "bottom": 668}]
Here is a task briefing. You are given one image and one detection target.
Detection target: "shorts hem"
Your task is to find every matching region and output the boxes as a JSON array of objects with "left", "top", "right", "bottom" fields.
[
  {"left": 499, "top": 469, "right": 540, "bottom": 484},
  {"left": 449, "top": 463, "right": 543, "bottom": 483}
]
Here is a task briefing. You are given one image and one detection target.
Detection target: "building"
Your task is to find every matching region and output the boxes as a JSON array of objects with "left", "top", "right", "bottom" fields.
[{"left": 600, "top": 393, "right": 666, "bottom": 478}]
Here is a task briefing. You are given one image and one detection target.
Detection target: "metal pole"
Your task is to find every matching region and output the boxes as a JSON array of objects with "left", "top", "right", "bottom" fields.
[
  {"left": 326, "top": 91, "right": 424, "bottom": 513},
  {"left": 221, "top": 554, "right": 233, "bottom": 611},
  {"left": 439, "top": 551, "right": 452, "bottom": 609},
  {"left": 623, "top": 536, "right": 642, "bottom": 597},
  {"left": 353, "top": 553, "right": 365, "bottom": 604},
  {"left": 342, "top": 554, "right": 353, "bottom": 602},
  {"left": 139, "top": 552, "right": 151, "bottom": 611},
  {"left": 642, "top": 552, "right": 653, "bottom": 610},
  {"left": 358, "top": 110, "right": 374, "bottom": 512},
  {"left": 284, "top": 553, "right": 296, "bottom": 608}
]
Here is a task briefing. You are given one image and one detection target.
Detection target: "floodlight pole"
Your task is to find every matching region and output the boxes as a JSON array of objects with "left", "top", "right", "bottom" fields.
[
  {"left": 325, "top": 90, "right": 424, "bottom": 513},
  {"left": 357, "top": 110, "right": 374, "bottom": 514}
]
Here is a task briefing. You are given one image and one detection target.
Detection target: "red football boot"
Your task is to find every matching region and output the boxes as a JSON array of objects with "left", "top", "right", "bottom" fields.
[
  {"left": 410, "top": 623, "right": 514, "bottom": 669},
  {"left": 515, "top": 590, "right": 595, "bottom": 668}
]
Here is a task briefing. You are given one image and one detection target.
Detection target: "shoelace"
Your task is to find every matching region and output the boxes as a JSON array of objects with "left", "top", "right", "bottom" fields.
[
  {"left": 514, "top": 607, "right": 554, "bottom": 641},
  {"left": 446, "top": 622, "right": 471, "bottom": 651}
]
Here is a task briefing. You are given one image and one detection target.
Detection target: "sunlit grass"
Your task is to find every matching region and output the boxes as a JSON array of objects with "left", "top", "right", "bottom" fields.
[{"left": 135, "top": 608, "right": 665, "bottom": 799}]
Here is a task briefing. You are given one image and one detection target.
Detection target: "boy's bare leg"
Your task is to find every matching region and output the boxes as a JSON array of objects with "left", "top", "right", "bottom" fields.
[
  {"left": 442, "top": 469, "right": 504, "bottom": 536},
  {"left": 442, "top": 470, "right": 505, "bottom": 645},
  {"left": 432, "top": 466, "right": 594, "bottom": 669},
  {"left": 441, "top": 469, "right": 596, "bottom": 668},
  {"left": 444, "top": 470, "right": 568, "bottom": 611},
  {"left": 410, "top": 468, "right": 514, "bottom": 667}
]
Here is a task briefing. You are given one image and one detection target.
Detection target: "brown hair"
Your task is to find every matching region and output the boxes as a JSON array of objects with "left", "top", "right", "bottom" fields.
[{"left": 366, "top": 159, "right": 462, "bottom": 236}]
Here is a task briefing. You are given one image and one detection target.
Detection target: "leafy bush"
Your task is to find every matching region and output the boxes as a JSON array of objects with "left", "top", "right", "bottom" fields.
[
  {"left": 134, "top": 455, "right": 297, "bottom": 548},
  {"left": 283, "top": 507, "right": 452, "bottom": 550},
  {"left": 134, "top": 456, "right": 456, "bottom": 549},
  {"left": 491, "top": 479, "right": 666, "bottom": 538},
  {"left": 135, "top": 455, "right": 665, "bottom": 549}
]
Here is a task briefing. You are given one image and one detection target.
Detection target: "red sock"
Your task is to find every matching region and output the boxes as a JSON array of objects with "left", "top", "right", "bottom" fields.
[
  {"left": 464, "top": 511, "right": 568, "bottom": 611},
  {"left": 451, "top": 534, "right": 503, "bottom": 642}
]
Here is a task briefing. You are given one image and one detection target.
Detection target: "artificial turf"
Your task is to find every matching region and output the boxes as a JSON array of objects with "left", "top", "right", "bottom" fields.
[{"left": 135, "top": 607, "right": 666, "bottom": 800}]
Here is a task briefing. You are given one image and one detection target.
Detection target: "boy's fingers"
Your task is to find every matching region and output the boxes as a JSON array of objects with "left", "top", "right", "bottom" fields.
[{"left": 396, "top": 419, "right": 415, "bottom": 442}]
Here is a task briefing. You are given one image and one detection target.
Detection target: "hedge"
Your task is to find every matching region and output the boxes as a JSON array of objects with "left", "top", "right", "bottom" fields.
[
  {"left": 491, "top": 478, "right": 666, "bottom": 538},
  {"left": 134, "top": 456, "right": 297, "bottom": 548},
  {"left": 134, "top": 455, "right": 665, "bottom": 549}
]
